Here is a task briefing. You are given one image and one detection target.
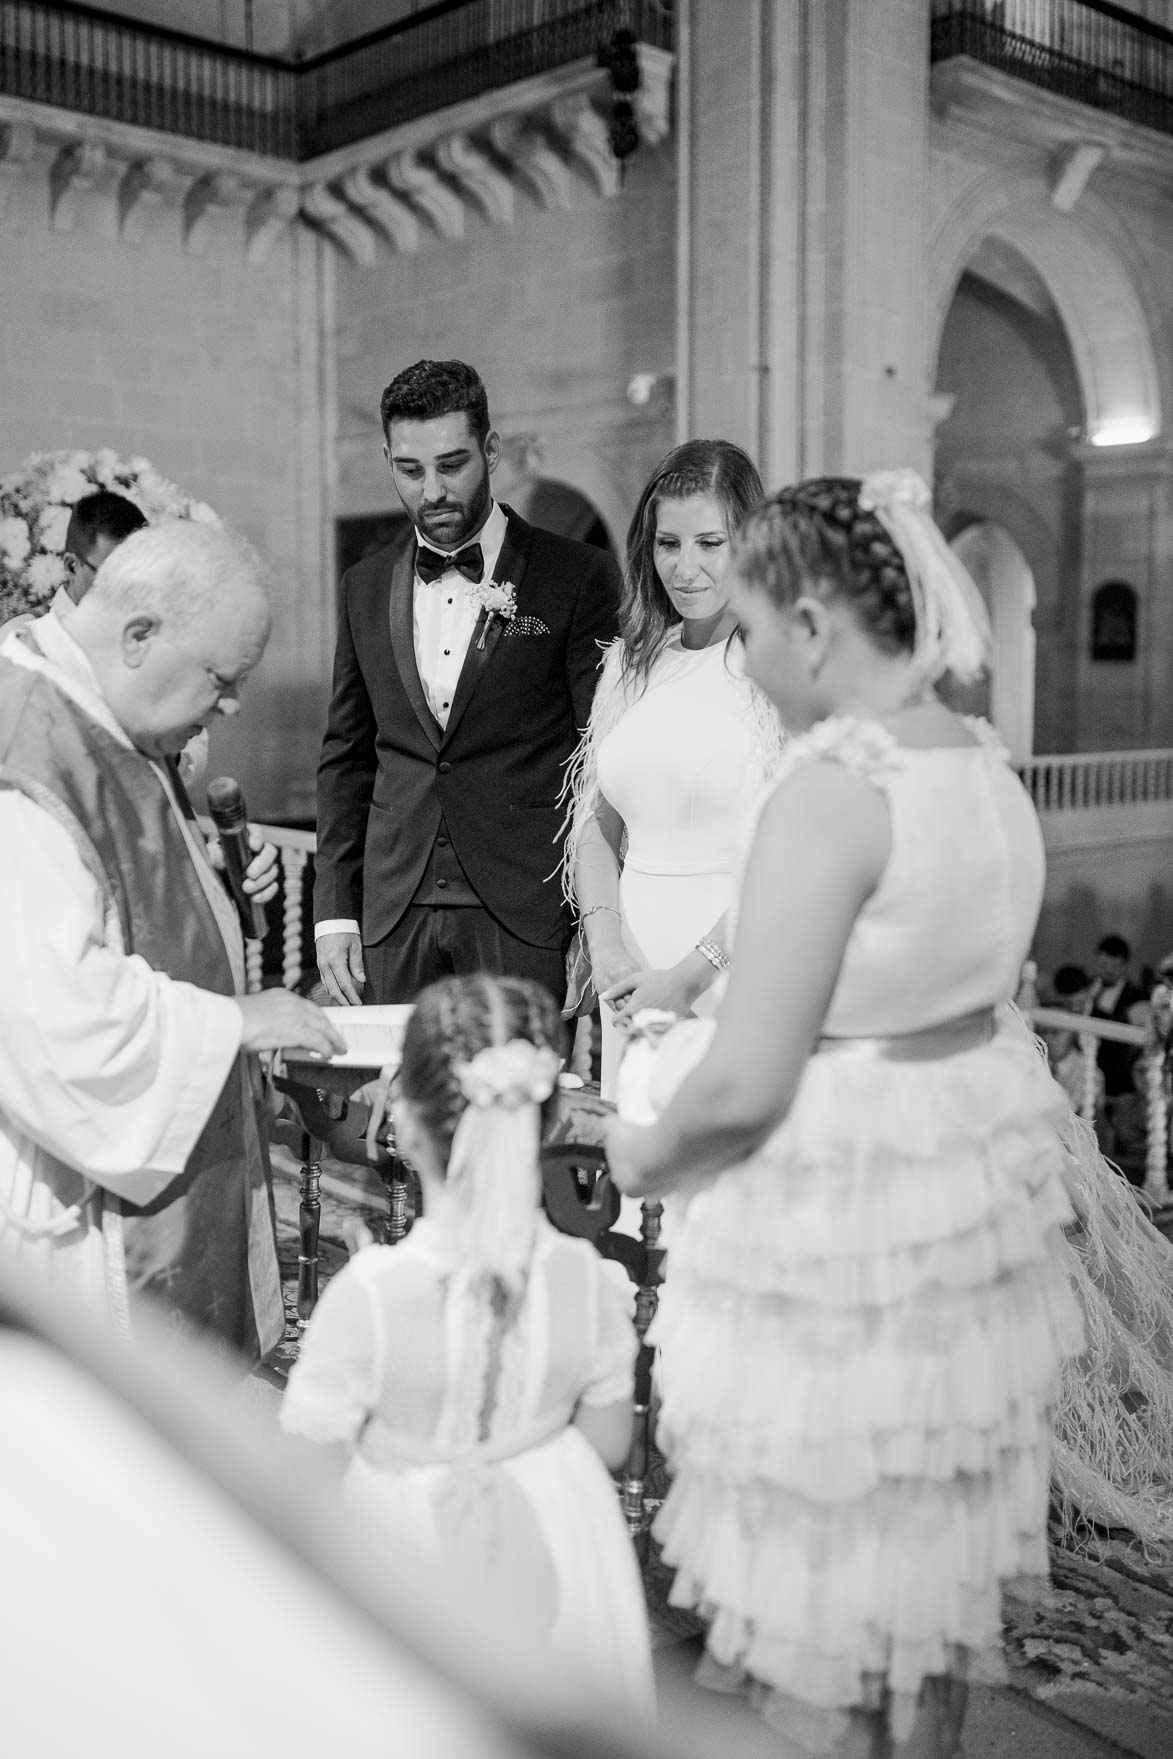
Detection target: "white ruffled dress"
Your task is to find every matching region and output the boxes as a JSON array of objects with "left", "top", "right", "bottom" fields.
[{"left": 647, "top": 718, "right": 1086, "bottom": 1750}]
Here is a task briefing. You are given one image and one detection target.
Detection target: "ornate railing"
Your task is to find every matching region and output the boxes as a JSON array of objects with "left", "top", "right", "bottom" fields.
[
  {"left": 0, "top": 0, "right": 298, "bottom": 154},
  {"left": 0, "top": 0, "right": 673, "bottom": 160},
  {"left": 1019, "top": 963, "right": 1171, "bottom": 1205},
  {"left": 931, "top": 0, "right": 1173, "bottom": 137},
  {"left": 1016, "top": 747, "right": 1173, "bottom": 812}
]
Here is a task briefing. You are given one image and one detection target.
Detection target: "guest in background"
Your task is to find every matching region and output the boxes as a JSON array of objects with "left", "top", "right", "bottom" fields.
[
  {"left": 563, "top": 439, "right": 782, "bottom": 1093},
  {"left": 1090, "top": 932, "right": 1150, "bottom": 1168},
  {"left": 57, "top": 489, "right": 148, "bottom": 612},
  {"left": 1044, "top": 963, "right": 1104, "bottom": 1115}
]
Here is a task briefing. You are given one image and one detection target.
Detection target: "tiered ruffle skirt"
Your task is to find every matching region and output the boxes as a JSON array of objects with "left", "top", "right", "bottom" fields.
[{"left": 650, "top": 1015, "right": 1085, "bottom": 1752}]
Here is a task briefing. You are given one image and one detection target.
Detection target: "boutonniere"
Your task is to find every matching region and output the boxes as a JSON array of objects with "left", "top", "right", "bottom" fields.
[{"left": 469, "top": 578, "right": 517, "bottom": 648}]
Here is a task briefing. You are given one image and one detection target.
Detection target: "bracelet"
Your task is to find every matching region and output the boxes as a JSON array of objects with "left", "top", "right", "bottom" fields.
[
  {"left": 695, "top": 937, "right": 730, "bottom": 973},
  {"left": 580, "top": 904, "right": 620, "bottom": 923}
]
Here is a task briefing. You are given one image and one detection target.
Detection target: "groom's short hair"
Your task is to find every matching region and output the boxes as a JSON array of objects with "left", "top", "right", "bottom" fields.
[{"left": 379, "top": 359, "right": 490, "bottom": 446}]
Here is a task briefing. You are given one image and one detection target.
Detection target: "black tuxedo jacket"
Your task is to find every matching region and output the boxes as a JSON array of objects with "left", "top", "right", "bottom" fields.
[{"left": 314, "top": 506, "right": 621, "bottom": 949}]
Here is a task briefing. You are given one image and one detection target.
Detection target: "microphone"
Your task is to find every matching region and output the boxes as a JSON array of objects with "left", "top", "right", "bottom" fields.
[{"left": 206, "top": 776, "right": 268, "bottom": 944}]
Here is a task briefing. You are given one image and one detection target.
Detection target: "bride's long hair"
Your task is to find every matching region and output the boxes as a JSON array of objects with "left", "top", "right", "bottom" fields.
[{"left": 620, "top": 438, "right": 764, "bottom": 688}]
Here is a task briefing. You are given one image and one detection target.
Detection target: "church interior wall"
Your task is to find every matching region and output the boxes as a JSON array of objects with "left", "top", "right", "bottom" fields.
[
  {"left": 0, "top": 157, "right": 334, "bottom": 817},
  {"left": 934, "top": 272, "right": 1083, "bottom": 754},
  {"left": 331, "top": 141, "right": 678, "bottom": 564},
  {"left": 928, "top": 117, "right": 1173, "bottom": 763}
]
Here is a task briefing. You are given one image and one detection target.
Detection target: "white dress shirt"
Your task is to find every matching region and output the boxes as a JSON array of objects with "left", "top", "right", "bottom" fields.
[{"left": 316, "top": 502, "right": 508, "bottom": 941}]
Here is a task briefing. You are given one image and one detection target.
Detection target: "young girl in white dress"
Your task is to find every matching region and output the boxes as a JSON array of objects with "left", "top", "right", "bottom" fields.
[
  {"left": 606, "top": 471, "right": 1086, "bottom": 1757},
  {"left": 564, "top": 440, "right": 784, "bottom": 1095},
  {"left": 279, "top": 974, "right": 654, "bottom": 1712}
]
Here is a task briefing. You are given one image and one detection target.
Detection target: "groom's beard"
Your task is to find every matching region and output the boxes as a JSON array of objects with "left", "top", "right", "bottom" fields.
[{"left": 416, "top": 470, "right": 491, "bottom": 550}]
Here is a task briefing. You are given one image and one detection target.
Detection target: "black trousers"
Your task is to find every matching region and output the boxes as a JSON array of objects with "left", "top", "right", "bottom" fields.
[{"left": 364, "top": 905, "right": 567, "bottom": 1010}]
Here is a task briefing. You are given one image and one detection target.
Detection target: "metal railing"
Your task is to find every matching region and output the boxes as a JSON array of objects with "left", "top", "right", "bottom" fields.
[
  {"left": 0, "top": 0, "right": 297, "bottom": 154},
  {"left": 931, "top": 0, "right": 1173, "bottom": 136},
  {"left": 1016, "top": 748, "right": 1173, "bottom": 812},
  {"left": 0, "top": 0, "right": 673, "bottom": 161}
]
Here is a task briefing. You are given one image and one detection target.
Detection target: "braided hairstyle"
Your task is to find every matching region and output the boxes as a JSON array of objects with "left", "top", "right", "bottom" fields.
[
  {"left": 398, "top": 974, "right": 565, "bottom": 1170},
  {"left": 733, "top": 477, "right": 918, "bottom": 658},
  {"left": 622, "top": 438, "right": 764, "bottom": 686}
]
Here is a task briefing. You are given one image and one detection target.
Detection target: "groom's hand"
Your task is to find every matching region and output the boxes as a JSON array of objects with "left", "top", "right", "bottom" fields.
[{"left": 316, "top": 931, "right": 365, "bottom": 1006}]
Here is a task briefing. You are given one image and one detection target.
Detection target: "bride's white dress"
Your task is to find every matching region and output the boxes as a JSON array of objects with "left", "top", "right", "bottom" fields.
[{"left": 590, "top": 634, "right": 776, "bottom": 1093}]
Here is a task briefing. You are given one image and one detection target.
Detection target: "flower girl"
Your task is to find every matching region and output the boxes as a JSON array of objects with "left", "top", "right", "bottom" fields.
[
  {"left": 608, "top": 472, "right": 1086, "bottom": 1757},
  {"left": 280, "top": 974, "right": 654, "bottom": 1710}
]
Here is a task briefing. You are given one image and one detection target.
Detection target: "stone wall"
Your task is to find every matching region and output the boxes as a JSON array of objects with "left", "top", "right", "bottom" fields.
[
  {"left": 332, "top": 137, "right": 677, "bottom": 554},
  {"left": 0, "top": 149, "right": 334, "bottom": 817}
]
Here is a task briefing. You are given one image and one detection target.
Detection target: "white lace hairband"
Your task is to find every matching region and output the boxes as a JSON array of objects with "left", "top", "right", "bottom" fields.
[{"left": 858, "top": 468, "right": 991, "bottom": 683}]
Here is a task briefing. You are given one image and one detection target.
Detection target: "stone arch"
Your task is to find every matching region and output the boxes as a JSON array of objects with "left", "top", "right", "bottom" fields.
[
  {"left": 493, "top": 435, "right": 628, "bottom": 554},
  {"left": 928, "top": 169, "right": 1162, "bottom": 444}
]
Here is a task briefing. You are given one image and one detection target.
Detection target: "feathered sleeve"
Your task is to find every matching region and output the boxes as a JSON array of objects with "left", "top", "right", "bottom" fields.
[{"left": 558, "top": 637, "right": 633, "bottom": 907}]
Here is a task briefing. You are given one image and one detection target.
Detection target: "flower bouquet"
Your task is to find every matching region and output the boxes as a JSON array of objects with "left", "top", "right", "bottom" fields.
[{"left": 0, "top": 448, "right": 219, "bottom": 624}]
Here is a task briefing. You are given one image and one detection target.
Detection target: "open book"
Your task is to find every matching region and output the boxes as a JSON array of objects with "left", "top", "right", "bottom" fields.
[{"left": 316, "top": 1005, "right": 412, "bottom": 1069}]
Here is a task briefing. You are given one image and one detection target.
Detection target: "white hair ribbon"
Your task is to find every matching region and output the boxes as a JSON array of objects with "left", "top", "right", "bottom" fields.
[
  {"left": 858, "top": 468, "right": 991, "bottom": 683},
  {"left": 446, "top": 1041, "right": 561, "bottom": 1294}
]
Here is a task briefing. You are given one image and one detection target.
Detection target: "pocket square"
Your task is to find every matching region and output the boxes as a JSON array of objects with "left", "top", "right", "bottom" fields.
[{"left": 504, "top": 615, "right": 552, "bottom": 637}]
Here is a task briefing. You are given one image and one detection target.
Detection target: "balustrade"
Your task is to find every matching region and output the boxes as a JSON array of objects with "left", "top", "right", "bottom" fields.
[
  {"left": 0, "top": 0, "right": 674, "bottom": 160},
  {"left": 932, "top": 1, "right": 1173, "bottom": 135}
]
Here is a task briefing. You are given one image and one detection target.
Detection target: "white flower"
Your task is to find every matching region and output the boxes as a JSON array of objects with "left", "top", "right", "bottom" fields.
[
  {"left": 456, "top": 1040, "right": 560, "bottom": 1109},
  {"left": 470, "top": 578, "right": 518, "bottom": 647},
  {"left": 45, "top": 464, "right": 91, "bottom": 505},
  {"left": 0, "top": 516, "right": 30, "bottom": 566},
  {"left": 858, "top": 469, "right": 931, "bottom": 517},
  {"left": 27, "top": 553, "right": 66, "bottom": 597},
  {"left": 38, "top": 503, "right": 72, "bottom": 554},
  {"left": 481, "top": 582, "right": 516, "bottom": 617}
]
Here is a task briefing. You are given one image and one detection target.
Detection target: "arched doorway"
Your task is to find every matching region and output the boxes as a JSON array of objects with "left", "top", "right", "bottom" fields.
[
  {"left": 949, "top": 521, "right": 1037, "bottom": 760},
  {"left": 508, "top": 478, "right": 614, "bottom": 552}
]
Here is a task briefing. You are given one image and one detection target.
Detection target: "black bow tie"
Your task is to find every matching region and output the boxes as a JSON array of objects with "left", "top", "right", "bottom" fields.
[{"left": 416, "top": 541, "right": 484, "bottom": 585}]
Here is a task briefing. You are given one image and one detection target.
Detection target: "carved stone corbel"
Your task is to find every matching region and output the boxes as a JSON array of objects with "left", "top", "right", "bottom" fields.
[
  {"left": 245, "top": 183, "right": 299, "bottom": 264},
  {"left": 118, "top": 156, "right": 175, "bottom": 244},
  {"left": 338, "top": 164, "right": 421, "bottom": 253},
  {"left": 384, "top": 147, "right": 464, "bottom": 240},
  {"left": 634, "top": 45, "right": 673, "bottom": 149},
  {"left": 0, "top": 122, "right": 35, "bottom": 221},
  {"left": 50, "top": 139, "right": 105, "bottom": 233},
  {"left": 488, "top": 115, "right": 573, "bottom": 212},
  {"left": 1050, "top": 141, "right": 1107, "bottom": 214},
  {"left": 433, "top": 132, "right": 513, "bottom": 227},
  {"left": 548, "top": 94, "right": 620, "bottom": 199},
  {"left": 182, "top": 171, "right": 241, "bottom": 255},
  {"left": 301, "top": 179, "right": 377, "bottom": 265}
]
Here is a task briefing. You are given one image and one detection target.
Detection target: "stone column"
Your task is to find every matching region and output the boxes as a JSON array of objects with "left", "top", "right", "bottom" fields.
[
  {"left": 683, "top": 0, "right": 933, "bottom": 486},
  {"left": 1074, "top": 440, "right": 1173, "bottom": 751}
]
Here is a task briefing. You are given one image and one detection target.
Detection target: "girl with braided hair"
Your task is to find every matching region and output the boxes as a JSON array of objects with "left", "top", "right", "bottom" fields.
[
  {"left": 563, "top": 439, "right": 784, "bottom": 1095},
  {"left": 281, "top": 974, "right": 653, "bottom": 1709},
  {"left": 607, "top": 471, "right": 1089, "bottom": 1756}
]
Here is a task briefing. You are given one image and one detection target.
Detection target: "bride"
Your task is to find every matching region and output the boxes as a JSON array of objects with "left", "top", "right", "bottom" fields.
[{"left": 563, "top": 438, "right": 783, "bottom": 1095}]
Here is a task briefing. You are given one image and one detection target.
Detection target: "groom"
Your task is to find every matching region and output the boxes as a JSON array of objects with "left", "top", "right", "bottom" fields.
[{"left": 315, "top": 359, "right": 620, "bottom": 1006}]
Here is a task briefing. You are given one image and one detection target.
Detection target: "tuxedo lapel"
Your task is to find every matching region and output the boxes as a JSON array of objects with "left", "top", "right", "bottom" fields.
[
  {"left": 441, "top": 509, "right": 531, "bottom": 748},
  {"left": 387, "top": 542, "right": 441, "bottom": 750}
]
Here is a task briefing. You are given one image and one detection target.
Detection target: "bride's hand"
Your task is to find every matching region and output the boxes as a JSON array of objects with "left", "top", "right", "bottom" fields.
[
  {"left": 603, "top": 956, "right": 713, "bottom": 1030},
  {"left": 590, "top": 947, "right": 642, "bottom": 999}
]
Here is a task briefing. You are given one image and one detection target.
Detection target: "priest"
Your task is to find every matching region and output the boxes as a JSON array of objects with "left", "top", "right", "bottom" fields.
[{"left": 0, "top": 520, "right": 343, "bottom": 1366}]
